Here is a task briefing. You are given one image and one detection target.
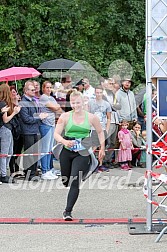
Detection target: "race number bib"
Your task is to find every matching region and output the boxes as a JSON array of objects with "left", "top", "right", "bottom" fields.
[{"left": 69, "top": 138, "right": 86, "bottom": 152}]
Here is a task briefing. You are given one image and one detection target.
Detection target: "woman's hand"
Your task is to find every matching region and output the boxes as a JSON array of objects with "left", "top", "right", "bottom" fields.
[
  {"left": 13, "top": 105, "right": 21, "bottom": 114},
  {"left": 62, "top": 139, "right": 75, "bottom": 148},
  {"left": 1, "top": 106, "right": 10, "bottom": 113},
  {"left": 136, "top": 130, "right": 140, "bottom": 137}
]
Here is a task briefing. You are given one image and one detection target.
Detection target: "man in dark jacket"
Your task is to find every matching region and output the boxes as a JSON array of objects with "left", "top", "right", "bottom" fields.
[{"left": 19, "top": 80, "right": 47, "bottom": 181}]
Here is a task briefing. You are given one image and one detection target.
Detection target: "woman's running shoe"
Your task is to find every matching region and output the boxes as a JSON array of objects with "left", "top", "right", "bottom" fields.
[{"left": 63, "top": 211, "right": 73, "bottom": 221}]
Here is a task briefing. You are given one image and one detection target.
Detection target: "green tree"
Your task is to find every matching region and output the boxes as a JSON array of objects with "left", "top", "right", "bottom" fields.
[{"left": 0, "top": 0, "right": 145, "bottom": 85}]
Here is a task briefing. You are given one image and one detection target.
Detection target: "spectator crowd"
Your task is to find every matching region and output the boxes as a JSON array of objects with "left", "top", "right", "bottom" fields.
[{"left": 0, "top": 75, "right": 158, "bottom": 184}]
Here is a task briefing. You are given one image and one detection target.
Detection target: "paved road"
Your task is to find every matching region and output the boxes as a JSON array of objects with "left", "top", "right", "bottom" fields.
[{"left": 0, "top": 166, "right": 166, "bottom": 251}]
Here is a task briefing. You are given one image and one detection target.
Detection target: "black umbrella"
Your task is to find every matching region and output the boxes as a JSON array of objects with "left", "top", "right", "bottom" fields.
[{"left": 38, "top": 58, "right": 85, "bottom": 70}]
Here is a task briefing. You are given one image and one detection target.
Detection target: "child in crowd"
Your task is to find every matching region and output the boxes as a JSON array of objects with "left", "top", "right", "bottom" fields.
[
  {"left": 140, "top": 130, "right": 146, "bottom": 167},
  {"left": 116, "top": 120, "right": 133, "bottom": 170},
  {"left": 131, "top": 122, "right": 145, "bottom": 167}
]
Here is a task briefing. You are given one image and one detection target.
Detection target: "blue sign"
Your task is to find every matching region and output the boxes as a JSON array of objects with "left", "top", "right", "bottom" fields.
[{"left": 157, "top": 79, "right": 167, "bottom": 118}]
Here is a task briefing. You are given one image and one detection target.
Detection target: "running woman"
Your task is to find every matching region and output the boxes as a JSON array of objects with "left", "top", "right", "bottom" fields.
[{"left": 54, "top": 90, "right": 105, "bottom": 220}]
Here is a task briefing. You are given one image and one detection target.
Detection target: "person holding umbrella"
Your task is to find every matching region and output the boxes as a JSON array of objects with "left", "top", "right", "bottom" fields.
[
  {"left": 54, "top": 90, "right": 105, "bottom": 220},
  {"left": 9, "top": 86, "right": 23, "bottom": 177},
  {"left": 0, "top": 84, "right": 21, "bottom": 183}
]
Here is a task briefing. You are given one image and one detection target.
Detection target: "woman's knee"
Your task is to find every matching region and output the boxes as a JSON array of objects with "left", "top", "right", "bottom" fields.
[
  {"left": 68, "top": 175, "right": 80, "bottom": 188},
  {"left": 61, "top": 175, "right": 80, "bottom": 188}
]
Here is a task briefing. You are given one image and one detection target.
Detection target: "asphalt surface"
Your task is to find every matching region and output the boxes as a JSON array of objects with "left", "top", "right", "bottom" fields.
[{"left": 0, "top": 164, "right": 167, "bottom": 251}]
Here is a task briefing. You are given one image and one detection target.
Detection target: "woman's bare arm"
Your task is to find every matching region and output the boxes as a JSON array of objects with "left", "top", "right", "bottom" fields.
[{"left": 54, "top": 112, "right": 74, "bottom": 148}]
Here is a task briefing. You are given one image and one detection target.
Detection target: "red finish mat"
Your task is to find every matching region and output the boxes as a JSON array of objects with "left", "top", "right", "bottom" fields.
[{"left": 0, "top": 217, "right": 152, "bottom": 224}]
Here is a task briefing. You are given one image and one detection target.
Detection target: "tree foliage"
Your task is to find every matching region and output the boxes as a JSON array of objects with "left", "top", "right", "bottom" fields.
[{"left": 0, "top": 0, "right": 145, "bottom": 85}]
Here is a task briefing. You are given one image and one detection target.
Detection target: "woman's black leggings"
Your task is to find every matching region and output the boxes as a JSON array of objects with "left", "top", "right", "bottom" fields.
[{"left": 60, "top": 148, "right": 90, "bottom": 212}]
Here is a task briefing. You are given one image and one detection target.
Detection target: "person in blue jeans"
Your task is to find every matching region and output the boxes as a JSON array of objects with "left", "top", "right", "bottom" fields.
[
  {"left": 39, "top": 81, "right": 61, "bottom": 180},
  {"left": 0, "top": 84, "right": 21, "bottom": 183}
]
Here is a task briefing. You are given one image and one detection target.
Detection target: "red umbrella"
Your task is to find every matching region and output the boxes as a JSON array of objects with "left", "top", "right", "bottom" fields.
[{"left": 0, "top": 67, "right": 41, "bottom": 82}]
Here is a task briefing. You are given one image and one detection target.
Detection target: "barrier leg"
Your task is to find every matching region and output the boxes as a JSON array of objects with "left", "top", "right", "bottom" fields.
[{"left": 155, "top": 226, "right": 167, "bottom": 243}]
